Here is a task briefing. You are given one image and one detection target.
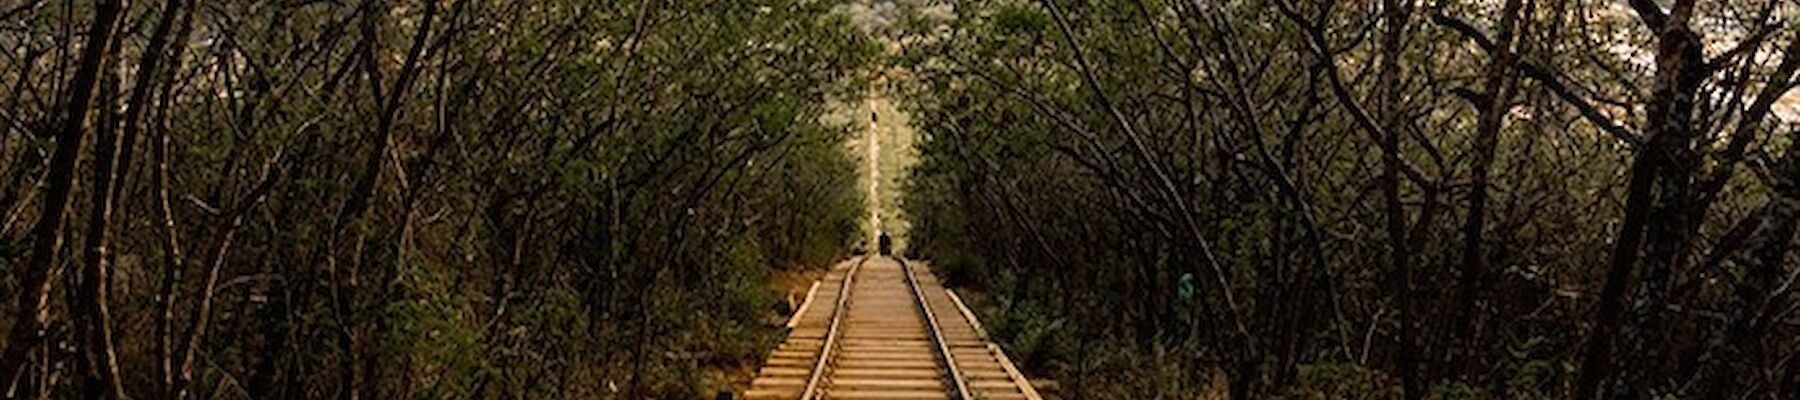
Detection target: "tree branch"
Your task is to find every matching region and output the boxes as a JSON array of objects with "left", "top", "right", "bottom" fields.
[
  {"left": 1431, "top": 11, "right": 1644, "bottom": 147},
  {"left": 1628, "top": 0, "right": 1668, "bottom": 30}
]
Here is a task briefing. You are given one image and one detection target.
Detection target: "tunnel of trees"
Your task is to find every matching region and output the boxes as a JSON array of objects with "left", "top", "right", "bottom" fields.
[{"left": 1, "top": 0, "right": 1798, "bottom": 399}]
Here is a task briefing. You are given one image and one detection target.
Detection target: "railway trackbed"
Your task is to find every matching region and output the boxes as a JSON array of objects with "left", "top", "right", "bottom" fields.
[{"left": 744, "top": 256, "right": 1043, "bottom": 400}]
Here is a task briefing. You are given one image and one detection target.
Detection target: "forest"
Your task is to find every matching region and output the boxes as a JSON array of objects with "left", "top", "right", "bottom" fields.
[
  {"left": 0, "top": 0, "right": 1797, "bottom": 399},
  {"left": 0, "top": 0, "right": 872, "bottom": 397},
  {"left": 895, "top": 0, "right": 1799, "bottom": 398}
]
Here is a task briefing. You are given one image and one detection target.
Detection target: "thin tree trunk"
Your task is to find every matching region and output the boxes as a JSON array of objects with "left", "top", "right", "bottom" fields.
[
  {"left": 1701, "top": 128, "right": 1800, "bottom": 397},
  {"left": 1577, "top": 3, "right": 1705, "bottom": 397},
  {"left": 1035, "top": 0, "right": 1243, "bottom": 324},
  {"left": 1574, "top": 146, "right": 1659, "bottom": 400},
  {"left": 171, "top": 153, "right": 281, "bottom": 400},
  {"left": 130, "top": 1, "right": 202, "bottom": 398},
  {"left": 74, "top": 49, "right": 126, "bottom": 400},
  {"left": 327, "top": 2, "right": 436, "bottom": 395},
  {"left": 1621, "top": 15, "right": 1708, "bottom": 394},
  {"left": 154, "top": 2, "right": 205, "bottom": 393},
  {"left": 1683, "top": 34, "right": 1800, "bottom": 400},
  {"left": 1377, "top": 1, "right": 1419, "bottom": 398},
  {"left": 1451, "top": 0, "right": 1523, "bottom": 379},
  {"left": 0, "top": 0, "right": 125, "bottom": 395}
]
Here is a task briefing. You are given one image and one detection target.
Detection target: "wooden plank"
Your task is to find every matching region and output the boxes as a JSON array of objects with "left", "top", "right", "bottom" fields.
[
  {"left": 801, "top": 256, "right": 866, "bottom": 399},
  {"left": 900, "top": 258, "right": 969, "bottom": 400},
  {"left": 948, "top": 288, "right": 1044, "bottom": 400}
]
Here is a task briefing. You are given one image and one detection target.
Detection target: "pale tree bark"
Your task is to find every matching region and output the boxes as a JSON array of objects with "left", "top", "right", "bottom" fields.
[
  {"left": 147, "top": 1, "right": 203, "bottom": 396},
  {"left": 74, "top": 40, "right": 126, "bottom": 400},
  {"left": 74, "top": 0, "right": 203, "bottom": 395}
]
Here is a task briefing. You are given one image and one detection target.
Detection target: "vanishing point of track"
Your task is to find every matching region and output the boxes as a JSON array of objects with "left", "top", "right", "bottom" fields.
[{"left": 744, "top": 256, "right": 1043, "bottom": 399}]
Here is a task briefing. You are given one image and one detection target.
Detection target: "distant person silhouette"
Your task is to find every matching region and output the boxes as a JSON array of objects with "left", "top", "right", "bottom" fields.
[{"left": 878, "top": 231, "right": 892, "bottom": 256}]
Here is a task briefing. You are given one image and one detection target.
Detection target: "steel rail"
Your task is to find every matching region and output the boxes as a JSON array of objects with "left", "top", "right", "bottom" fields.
[
  {"left": 899, "top": 257, "right": 971, "bottom": 400},
  {"left": 949, "top": 289, "right": 1044, "bottom": 400},
  {"left": 785, "top": 280, "right": 822, "bottom": 329},
  {"left": 800, "top": 256, "right": 864, "bottom": 400}
]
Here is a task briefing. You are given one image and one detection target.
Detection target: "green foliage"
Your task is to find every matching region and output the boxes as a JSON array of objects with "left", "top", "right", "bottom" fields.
[
  {"left": 1290, "top": 363, "right": 1401, "bottom": 400},
  {"left": 0, "top": 0, "right": 875, "bottom": 398},
  {"left": 984, "top": 292, "right": 1073, "bottom": 374},
  {"left": 892, "top": 0, "right": 1795, "bottom": 398},
  {"left": 992, "top": 4, "right": 1050, "bottom": 36}
]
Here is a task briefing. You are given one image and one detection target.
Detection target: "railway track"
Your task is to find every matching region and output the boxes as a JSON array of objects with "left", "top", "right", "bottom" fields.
[{"left": 745, "top": 256, "right": 1043, "bottom": 400}]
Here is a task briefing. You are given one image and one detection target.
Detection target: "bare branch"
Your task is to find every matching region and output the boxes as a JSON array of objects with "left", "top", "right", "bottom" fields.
[{"left": 1431, "top": 11, "right": 1644, "bottom": 147}]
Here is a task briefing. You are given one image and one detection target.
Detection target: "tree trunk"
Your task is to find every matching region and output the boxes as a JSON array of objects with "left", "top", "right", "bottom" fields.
[
  {"left": 75, "top": 51, "right": 126, "bottom": 400},
  {"left": 1702, "top": 128, "right": 1800, "bottom": 397},
  {"left": 1377, "top": 1, "right": 1419, "bottom": 398},
  {"left": 1575, "top": 149, "right": 1658, "bottom": 400},
  {"left": 1621, "top": 21, "right": 1708, "bottom": 393},
  {"left": 1451, "top": 0, "right": 1523, "bottom": 379},
  {"left": 0, "top": 0, "right": 126, "bottom": 395},
  {"left": 1576, "top": 5, "right": 1707, "bottom": 397}
]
